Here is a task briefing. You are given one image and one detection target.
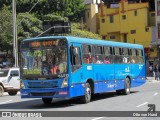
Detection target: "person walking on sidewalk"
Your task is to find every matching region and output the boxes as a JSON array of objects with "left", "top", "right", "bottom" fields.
[{"left": 153, "top": 64, "right": 160, "bottom": 80}]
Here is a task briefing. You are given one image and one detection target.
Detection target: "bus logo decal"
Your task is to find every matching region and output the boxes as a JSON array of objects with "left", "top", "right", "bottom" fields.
[{"left": 87, "top": 66, "right": 92, "bottom": 70}]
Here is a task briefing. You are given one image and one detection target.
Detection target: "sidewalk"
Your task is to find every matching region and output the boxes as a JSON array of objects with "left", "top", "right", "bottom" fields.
[{"left": 146, "top": 77, "right": 160, "bottom": 82}]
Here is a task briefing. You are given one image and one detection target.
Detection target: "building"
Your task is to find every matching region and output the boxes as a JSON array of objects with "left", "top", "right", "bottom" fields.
[{"left": 85, "top": 0, "right": 157, "bottom": 61}]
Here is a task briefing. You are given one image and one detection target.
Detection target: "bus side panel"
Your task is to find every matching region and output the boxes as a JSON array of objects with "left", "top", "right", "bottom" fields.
[
  {"left": 93, "top": 64, "right": 115, "bottom": 93},
  {"left": 131, "top": 65, "right": 146, "bottom": 87},
  {"left": 114, "top": 64, "right": 131, "bottom": 80},
  {"left": 69, "top": 83, "right": 85, "bottom": 98},
  {"left": 94, "top": 80, "right": 115, "bottom": 93},
  {"left": 115, "top": 79, "right": 125, "bottom": 90}
]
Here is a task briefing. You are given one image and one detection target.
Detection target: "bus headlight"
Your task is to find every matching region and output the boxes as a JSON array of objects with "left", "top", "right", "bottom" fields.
[
  {"left": 20, "top": 80, "right": 25, "bottom": 89},
  {"left": 62, "top": 78, "right": 68, "bottom": 87}
]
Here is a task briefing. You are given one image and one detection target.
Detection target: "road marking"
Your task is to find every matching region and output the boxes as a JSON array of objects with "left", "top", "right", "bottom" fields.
[
  {"left": 92, "top": 117, "right": 105, "bottom": 120},
  {"left": 153, "top": 92, "right": 158, "bottom": 96},
  {"left": 136, "top": 102, "right": 148, "bottom": 108},
  {"left": 0, "top": 99, "right": 13, "bottom": 105}
]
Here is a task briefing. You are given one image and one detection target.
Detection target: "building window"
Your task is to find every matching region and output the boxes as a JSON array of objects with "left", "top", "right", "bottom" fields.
[
  {"left": 87, "top": 12, "right": 89, "bottom": 18},
  {"left": 102, "top": 18, "right": 105, "bottom": 23},
  {"left": 130, "top": 30, "right": 136, "bottom": 34},
  {"left": 122, "top": 15, "right": 126, "bottom": 20},
  {"left": 110, "top": 16, "right": 114, "bottom": 23},
  {"left": 110, "top": 36, "right": 115, "bottom": 39},
  {"left": 134, "top": 10, "right": 137, "bottom": 16}
]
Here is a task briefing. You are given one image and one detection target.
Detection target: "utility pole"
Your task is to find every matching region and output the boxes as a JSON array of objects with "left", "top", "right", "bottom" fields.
[{"left": 12, "top": 0, "right": 18, "bottom": 67}]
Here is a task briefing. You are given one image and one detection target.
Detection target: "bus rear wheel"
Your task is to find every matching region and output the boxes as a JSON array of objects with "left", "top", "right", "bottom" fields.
[
  {"left": 81, "top": 82, "right": 91, "bottom": 103},
  {"left": 122, "top": 77, "right": 131, "bottom": 95},
  {"left": 42, "top": 98, "right": 52, "bottom": 104}
]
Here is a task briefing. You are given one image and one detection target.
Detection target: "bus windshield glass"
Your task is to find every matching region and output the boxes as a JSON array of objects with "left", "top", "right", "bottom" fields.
[{"left": 20, "top": 38, "right": 68, "bottom": 79}]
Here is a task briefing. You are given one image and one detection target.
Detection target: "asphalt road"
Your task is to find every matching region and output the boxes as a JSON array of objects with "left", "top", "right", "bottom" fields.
[{"left": 0, "top": 81, "right": 160, "bottom": 120}]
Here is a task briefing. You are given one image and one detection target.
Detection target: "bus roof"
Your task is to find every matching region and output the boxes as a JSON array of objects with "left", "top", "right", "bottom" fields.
[{"left": 23, "top": 36, "right": 144, "bottom": 49}]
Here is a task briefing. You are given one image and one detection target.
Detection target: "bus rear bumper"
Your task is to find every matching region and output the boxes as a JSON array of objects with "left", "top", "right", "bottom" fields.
[{"left": 20, "top": 87, "right": 69, "bottom": 98}]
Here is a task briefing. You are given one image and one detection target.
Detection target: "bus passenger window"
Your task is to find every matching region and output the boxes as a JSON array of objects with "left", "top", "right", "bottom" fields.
[
  {"left": 82, "top": 45, "right": 92, "bottom": 64},
  {"left": 104, "top": 46, "right": 112, "bottom": 64},
  {"left": 93, "top": 46, "right": 104, "bottom": 64}
]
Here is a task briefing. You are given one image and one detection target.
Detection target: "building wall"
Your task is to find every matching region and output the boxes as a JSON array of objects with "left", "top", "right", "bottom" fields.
[
  {"left": 85, "top": 4, "right": 98, "bottom": 33},
  {"left": 98, "top": 1, "right": 152, "bottom": 49}
]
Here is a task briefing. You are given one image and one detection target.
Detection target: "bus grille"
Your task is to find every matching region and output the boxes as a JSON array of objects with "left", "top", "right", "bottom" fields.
[
  {"left": 31, "top": 92, "right": 55, "bottom": 96},
  {"left": 28, "top": 81, "right": 58, "bottom": 88}
]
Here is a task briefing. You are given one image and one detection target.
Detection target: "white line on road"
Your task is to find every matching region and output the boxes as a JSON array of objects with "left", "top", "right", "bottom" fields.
[
  {"left": 136, "top": 102, "right": 148, "bottom": 108},
  {"left": 92, "top": 117, "right": 105, "bottom": 120},
  {"left": 153, "top": 92, "right": 158, "bottom": 96},
  {"left": 0, "top": 99, "right": 13, "bottom": 105}
]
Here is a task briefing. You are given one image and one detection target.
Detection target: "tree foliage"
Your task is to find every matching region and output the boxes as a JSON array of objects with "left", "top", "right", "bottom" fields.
[
  {"left": 0, "top": 0, "right": 101, "bottom": 55},
  {"left": 0, "top": 5, "right": 13, "bottom": 52},
  {"left": 17, "top": 13, "right": 42, "bottom": 41},
  {"left": 71, "top": 23, "right": 102, "bottom": 40}
]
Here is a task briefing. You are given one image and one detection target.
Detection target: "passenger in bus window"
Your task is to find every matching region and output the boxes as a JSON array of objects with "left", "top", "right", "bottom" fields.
[
  {"left": 104, "top": 56, "right": 110, "bottom": 64},
  {"left": 131, "top": 57, "right": 135, "bottom": 63},
  {"left": 96, "top": 56, "right": 103, "bottom": 64},
  {"left": 123, "top": 56, "right": 128, "bottom": 63},
  {"left": 58, "top": 53, "right": 67, "bottom": 73}
]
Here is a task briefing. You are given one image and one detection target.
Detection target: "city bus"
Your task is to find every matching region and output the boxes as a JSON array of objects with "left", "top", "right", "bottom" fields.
[{"left": 20, "top": 36, "right": 146, "bottom": 104}]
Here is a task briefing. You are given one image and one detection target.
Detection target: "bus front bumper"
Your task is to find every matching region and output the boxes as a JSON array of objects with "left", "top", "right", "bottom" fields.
[{"left": 20, "top": 87, "right": 69, "bottom": 98}]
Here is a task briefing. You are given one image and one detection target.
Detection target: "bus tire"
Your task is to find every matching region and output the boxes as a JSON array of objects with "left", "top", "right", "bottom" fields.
[
  {"left": 42, "top": 98, "right": 52, "bottom": 104},
  {"left": 116, "top": 90, "right": 122, "bottom": 95},
  {"left": 8, "top": 91, "right": 17, "bottom": 96},
  {"left": 122, "top": 77, "right": 130, "bottom": 95},
  {"left": 0, "top": 85, "right": 4, "bottom": 97},
  {"left": 81, "top": 82, "right": 91, "bottom": 103}
]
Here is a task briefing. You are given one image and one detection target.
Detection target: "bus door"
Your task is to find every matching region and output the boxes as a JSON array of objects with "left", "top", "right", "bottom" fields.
[
  {"left": 70, "top": 43, "right": 83, "bottom": 83},
  {"left": 69, "top": 43, "right": 85, "bottom": 97}
]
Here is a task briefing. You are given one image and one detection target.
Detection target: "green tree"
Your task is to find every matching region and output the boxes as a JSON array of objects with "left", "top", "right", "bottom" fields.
[
  {"left": 17, "top": 13, "right": 43, "bottom": 41},
  {"left": 5, "top": 0, "right": 85, "bottom": 22},
  {"left": 0, "top": 5, "right": 13, "bottom": 53},
  {"left": 71, "top": 23, "right": 102, "bottom": 40}
]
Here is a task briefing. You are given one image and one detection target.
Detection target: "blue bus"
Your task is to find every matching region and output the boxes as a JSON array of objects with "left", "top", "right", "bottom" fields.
[{"left": 20, "top": 36, "right": 146, "bottom": 104}]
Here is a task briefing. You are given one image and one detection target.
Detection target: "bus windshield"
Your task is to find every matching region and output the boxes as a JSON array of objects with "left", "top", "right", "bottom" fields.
[{"left": 20, "top": 38, "right": 68, "bottom": 79}]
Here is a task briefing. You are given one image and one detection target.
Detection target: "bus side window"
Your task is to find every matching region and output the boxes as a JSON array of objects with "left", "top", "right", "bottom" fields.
[
  {"left": 122, "top": 48, "right": 129, "bottom": 63},
  {"left": 131, "top": 49, "right": 136, "bottom": 64},
  {"left": 136, "top": 49, "right": 144, "bottom": 64},
  {"left": 82, "top": 44, "right": 92, "bottom": 64},
  {"left": 104, "top": 46, "right": 111, "bottom": 64},
  {"left": 93, "top": 45, "right": 104, "bottom": 64},
  {"left": 70, "top": 46, "right": 82, "bottom": 72},
  {"left": 114, "top": 47, "right": 121, "bottom": 63}
]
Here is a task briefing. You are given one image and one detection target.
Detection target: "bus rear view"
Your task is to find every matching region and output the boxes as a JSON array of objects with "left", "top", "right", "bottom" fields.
[{"left": 20, "top": 37, "right": 69, "bottom": 104}]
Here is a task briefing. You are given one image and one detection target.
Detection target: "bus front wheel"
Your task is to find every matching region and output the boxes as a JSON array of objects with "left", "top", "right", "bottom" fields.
[
  {"left": 42, "top": 98, "right": 52, "bottom": 104},
  {"left": 122, "top": 77, "right": 131, "bottom": 95},
  {"left": 81, "top": 82, "right": 91, "bottom": 103}
]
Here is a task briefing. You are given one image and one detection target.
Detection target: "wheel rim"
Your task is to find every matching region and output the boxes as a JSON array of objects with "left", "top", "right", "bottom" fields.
[
  {"left": 86, "top": 86, "right": 91, "bottom": 101},
  {"left": 126, "top": 78, "right": 130, "bottom": 93}
]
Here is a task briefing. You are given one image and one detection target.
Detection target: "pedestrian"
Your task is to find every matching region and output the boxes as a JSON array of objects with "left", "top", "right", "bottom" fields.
[
  {"left": 149, "top": 65, "right": 153, "bottom": 76},
  {"left": 153, "top": 64, "right": 160, "bottom": 80}
]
